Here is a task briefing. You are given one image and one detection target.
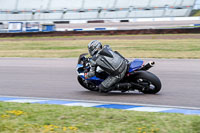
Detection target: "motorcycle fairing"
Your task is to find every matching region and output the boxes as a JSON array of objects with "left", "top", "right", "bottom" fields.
[
  {"left": 77, "top": 64, "right": 83, "bottom": 68},
  {"left": 77, "top": 58, "right": 144, "bottom": 81},
  {"left": 129, "top": 59, "right": 144, "bottom": 72},
  {"left": 76, "top": 64, "right": 104, "bottom": 82},
  {"left": 77, "top": 53, "right": 88, "bottom": 64}
]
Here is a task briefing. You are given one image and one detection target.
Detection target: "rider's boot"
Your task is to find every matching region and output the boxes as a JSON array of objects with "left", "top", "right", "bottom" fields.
[
  {"left": 99, "top": 84, "right": 111, "bottom": 93},
  {"left": 99, "top": 83, "right": 132, "bottom": 93}
]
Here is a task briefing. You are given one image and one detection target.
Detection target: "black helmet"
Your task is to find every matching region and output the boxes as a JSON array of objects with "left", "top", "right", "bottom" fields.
[{"left": 88, "top": 40, "right": 102, "bottom": 56}]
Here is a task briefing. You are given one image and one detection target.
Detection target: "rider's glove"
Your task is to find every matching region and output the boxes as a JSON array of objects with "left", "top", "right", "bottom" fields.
[{"left": 84, "top": 73, "right": 88, "bottom": 79}]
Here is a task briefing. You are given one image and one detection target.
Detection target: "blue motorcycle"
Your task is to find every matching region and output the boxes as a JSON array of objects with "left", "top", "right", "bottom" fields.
[{"left": 77, "top": 53, "right": 161, "bottom": 94}]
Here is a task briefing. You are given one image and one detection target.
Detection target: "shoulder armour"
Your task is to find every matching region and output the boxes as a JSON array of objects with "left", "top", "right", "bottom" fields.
[{"left": 99, "top": 47, "right": 113, "bottom": 58}]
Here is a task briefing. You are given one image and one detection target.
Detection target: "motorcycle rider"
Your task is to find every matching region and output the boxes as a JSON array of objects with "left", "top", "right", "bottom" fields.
[{"left": 85, "top": 40, "right": 131, "bottom": 93}]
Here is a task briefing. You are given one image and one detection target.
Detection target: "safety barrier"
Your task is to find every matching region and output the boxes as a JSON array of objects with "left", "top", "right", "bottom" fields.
[
  {"left": 66, "top": 16, "right": 200, "bottom": 24},
  {"left": 0, "top": 16, "right": 200, "bottom": 33},
  {"left": 0, "top": 27, "right": 200, "bottom": 37}
]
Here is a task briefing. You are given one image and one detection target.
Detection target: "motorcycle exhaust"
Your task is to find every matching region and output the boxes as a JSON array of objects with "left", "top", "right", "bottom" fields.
[
  {"left": 140, "top": 61, "right": 155, "bottom": 70},
  {"left": 114, "top": 83, "right": 144, "bottom": 92}
]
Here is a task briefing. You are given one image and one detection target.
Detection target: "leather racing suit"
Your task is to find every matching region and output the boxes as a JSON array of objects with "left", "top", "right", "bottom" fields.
[{"left": 86, "top": 45, "right": 127, "bottom": 92}]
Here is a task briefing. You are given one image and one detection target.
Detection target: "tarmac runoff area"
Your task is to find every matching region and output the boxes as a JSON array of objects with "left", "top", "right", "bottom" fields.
[{"left": 0, "top": 58, "right": 200, "bottom": 114}]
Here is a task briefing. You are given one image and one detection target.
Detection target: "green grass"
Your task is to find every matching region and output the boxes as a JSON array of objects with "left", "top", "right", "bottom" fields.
[
  {"left": 192, "top": 10, "right": 200, "bottom": 16},
  {"left": 0, "top": 37, "right": 200, "bottom": 58},
  {"left": 0, "top": 102, "right": 200, "bottom": 133}
]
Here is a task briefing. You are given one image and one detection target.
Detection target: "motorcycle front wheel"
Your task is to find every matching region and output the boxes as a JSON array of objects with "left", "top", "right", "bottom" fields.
[{"left": 77, "top": 76, "right": 99, "bottom": 91}]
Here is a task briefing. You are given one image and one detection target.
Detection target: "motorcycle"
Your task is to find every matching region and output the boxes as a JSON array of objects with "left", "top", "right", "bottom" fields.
[{"left": 76, "top": 53, "right": 161, "bottom": 94}]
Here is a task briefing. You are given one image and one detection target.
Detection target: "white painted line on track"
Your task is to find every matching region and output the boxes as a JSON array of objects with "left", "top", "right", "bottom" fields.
[
  {"left": 0, "top": 95, "right": 200, "bottom": 110},
  {"left": 6, "top": 99, "right": 48, "bottom": 103},
  {"left": 63, "top": 102, "right": 103, "bottom": 107},
  {"left": 127, "top": 107, "right": 173, "bottom": 112}
]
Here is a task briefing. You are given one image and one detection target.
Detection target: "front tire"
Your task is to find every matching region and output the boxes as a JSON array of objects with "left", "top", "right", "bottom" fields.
[
  {"left": 133, "top": 71, "right": 161, "bottom": 94},
  {"left": 77, "top": 76, "right": 98, "bottom": 91}
]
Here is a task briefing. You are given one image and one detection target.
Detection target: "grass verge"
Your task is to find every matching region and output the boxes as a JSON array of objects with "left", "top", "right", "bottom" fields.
[
  {"left": 0, "top": 102, "right": 200, "bottom": 133},
  {"left": 192, "top": 10, "right": 200, "bottom": 16},
  {"left": 0, "top": 37, "right": 200, "bottom": 58}
]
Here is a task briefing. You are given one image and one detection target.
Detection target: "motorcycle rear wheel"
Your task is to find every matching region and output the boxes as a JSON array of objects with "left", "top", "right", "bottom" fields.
[{"left": 133, "top": 71, "right": 161, "bottom": 94}]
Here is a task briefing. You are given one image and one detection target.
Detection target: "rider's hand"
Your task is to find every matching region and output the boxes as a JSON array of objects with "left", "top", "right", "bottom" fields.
[{"left": 84, "top": 73, "right": 88, "bottom": 79}]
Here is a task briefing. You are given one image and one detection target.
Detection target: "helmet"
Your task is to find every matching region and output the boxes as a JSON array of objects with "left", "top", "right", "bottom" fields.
[{"left": 88, "top": 40, "right": 102, "bottom": 56}]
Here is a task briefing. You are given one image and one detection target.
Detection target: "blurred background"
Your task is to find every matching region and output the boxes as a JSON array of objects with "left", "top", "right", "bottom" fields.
[{"left": 0, "top": 0, "right": 199, "bottom": 33}]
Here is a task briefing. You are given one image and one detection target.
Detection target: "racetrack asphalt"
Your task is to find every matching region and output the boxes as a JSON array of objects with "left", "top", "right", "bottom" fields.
[{"left": 0, "top": 58, "right": 199, "bottom": 108}]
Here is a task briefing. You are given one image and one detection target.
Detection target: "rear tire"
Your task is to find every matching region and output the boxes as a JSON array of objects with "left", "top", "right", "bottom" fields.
[{"left": 133, "top": 71, "right": 161, "bottom": 94}]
